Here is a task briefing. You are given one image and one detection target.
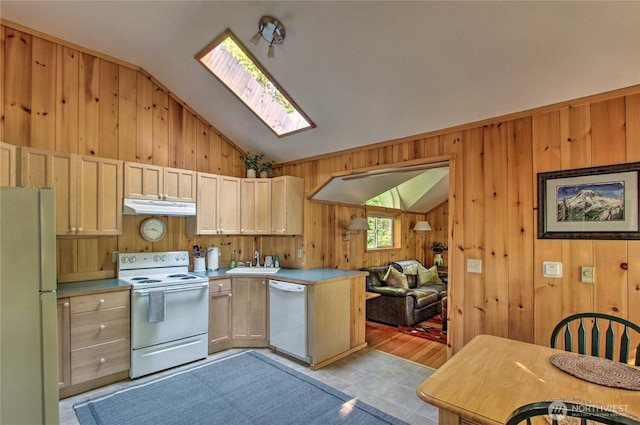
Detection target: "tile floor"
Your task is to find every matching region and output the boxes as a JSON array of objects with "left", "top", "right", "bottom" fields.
[{"left": 59, "top": 348, "right": 439, "bottom": 425}]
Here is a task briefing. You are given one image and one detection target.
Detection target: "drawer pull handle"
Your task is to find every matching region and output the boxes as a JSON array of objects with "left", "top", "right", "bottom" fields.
[
  {"left": 100, "top": 358, "right": 106, "bottom": 364},
  {"left": 99, "top": 324, "right": 106, "bottom": 330},
  {"left": 63, "top": 302, "right": 69, "bottom": 308},
  {"left": 99, "top": 299, "right": 105, "bottom": 304}
]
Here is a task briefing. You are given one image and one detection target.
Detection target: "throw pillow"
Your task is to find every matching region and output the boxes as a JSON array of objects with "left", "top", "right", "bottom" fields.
[
  {"left": 418, "top": 264, "right": 443, "bottom": 286},
  {"left": 384, "top": 266, "right": 409, "bottom": 289}
]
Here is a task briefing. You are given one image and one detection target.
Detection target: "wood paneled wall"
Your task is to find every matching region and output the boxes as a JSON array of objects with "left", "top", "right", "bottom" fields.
[
  {"left": 0, "top": 22, "right": 304, "bottom": 280},
  {"left": 283, "top": 89, "right": 640, "bottom": 355},
  {"left": 3, "top": 21, "right": 639, "bottom": 355}
]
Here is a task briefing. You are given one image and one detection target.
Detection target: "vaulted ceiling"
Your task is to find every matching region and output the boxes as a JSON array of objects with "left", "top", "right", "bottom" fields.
[{"left": 1, "top": 1, "right": 639, "bottom": 164}]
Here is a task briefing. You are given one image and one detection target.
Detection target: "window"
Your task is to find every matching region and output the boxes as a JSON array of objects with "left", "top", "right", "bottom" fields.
[
  {"left": 196, "top": 30, "right": 315, "bottom": 137},
  {"left": 366, "top": 213, "right": 396, "bottom": 250}
]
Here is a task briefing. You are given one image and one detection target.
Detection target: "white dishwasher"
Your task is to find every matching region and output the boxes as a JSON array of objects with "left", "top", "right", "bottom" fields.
[{"left": 269, "top": 280, "right": 310, "bottom": 363}]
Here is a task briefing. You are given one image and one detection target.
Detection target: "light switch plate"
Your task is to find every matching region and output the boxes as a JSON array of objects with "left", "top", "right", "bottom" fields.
[
  {"left": 543, "top": 261, "right": 562, "bottom": 278},
  {"left": 581, "top": 266, "right": 595, "bottom": 283},
  {"left": 467, "top": 259, "right": 482, "bottom": 274}
]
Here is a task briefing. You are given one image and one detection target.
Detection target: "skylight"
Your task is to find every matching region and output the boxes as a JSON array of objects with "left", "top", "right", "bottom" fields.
[{"left": 196, "top": 30, "right": 315, "bottom": 137}]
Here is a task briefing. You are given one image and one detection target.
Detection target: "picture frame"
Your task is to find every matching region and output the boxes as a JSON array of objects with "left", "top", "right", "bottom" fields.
[{"left": 537, "top": 163, "right": 640, "bottom": 239}]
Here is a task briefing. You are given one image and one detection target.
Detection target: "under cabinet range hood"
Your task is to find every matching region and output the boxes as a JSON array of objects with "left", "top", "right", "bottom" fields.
[{"left": 123, "top": 198, "right": 197, "bottom": 216}]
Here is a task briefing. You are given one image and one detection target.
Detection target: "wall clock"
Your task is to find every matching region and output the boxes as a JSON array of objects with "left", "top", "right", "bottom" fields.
[{"left": 140, "top": 217, "right": 166, "bottom": 242}]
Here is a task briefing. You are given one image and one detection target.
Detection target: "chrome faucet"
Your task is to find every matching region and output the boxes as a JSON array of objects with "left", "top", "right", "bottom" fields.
[{"left": 254, "top": 250, "right": 260, "bottom": 267}]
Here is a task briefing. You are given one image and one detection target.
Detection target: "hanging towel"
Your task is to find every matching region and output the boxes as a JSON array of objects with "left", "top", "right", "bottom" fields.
[{"left": 148, "top": 288, "right": 166, "bottom": 323}]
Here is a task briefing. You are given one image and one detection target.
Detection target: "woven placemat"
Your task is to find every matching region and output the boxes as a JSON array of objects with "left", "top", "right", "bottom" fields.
[{"left": 550, "top": 353, "right": 640, "bottom": 391}]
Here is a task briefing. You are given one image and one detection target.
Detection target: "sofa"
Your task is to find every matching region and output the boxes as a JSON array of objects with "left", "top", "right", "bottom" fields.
[{"left": 362, "top": 260, "right": 447, "bottom": 327}]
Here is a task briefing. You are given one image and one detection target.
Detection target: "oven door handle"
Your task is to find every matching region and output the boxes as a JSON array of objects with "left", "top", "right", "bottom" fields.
[{"left": 133, "top": 282, "right": 208, "bottom": 296}]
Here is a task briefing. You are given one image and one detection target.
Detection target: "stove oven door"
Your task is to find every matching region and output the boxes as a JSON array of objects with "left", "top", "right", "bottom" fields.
[{"left": 131, "top": 281, "right": 209, "bottom": 349}]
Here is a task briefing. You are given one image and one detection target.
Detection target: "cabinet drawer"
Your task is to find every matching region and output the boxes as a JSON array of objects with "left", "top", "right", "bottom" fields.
[
  {"left": 70, "top": 306, "right": 130, "bottom": 350},
  {"left": 210, "top": 278, "right": 232, "bottom": 293},
  {"left": 71, "top": 291, "right": 129, "bottom": 313},
  {"left": 71, "top": 338, "right": 130, "bottom": 385}
]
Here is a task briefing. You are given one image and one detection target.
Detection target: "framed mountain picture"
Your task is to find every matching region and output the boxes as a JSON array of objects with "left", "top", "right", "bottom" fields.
[{"left": 537, "top": 163, "right": 640, "bottom": 239}]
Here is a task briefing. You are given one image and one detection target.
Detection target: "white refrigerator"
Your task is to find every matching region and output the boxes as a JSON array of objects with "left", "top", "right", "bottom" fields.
[{"left": 0, "top": 187, "right": 59, "bottom": 424}]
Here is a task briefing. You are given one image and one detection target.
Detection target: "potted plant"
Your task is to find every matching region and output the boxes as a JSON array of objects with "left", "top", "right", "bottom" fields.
[
  {"left": 239, "top": 152, "right": 263, "bottom": 178},
  {"left": 258, "top": 160, "right": 276, "bottom": 178},
  {"left": 430, "top": 241, "right": 448, "bottom": 269}
]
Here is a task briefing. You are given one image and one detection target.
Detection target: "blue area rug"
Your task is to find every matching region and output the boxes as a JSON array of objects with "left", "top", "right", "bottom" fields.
[{"left": 74, "top": 350, "right": 408, "bottom": 425}]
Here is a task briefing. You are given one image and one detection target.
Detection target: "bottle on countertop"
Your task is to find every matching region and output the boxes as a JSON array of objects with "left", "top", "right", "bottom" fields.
[
  {"left": 274, "top": 254, "right": 280, "bottom": 268},
  {"left": 230, "top": 250, "right": 236, "bottom": 269}
]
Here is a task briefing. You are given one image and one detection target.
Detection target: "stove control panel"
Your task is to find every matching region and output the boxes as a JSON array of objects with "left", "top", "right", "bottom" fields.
[{"left": 118, "top": 251, "right": 189, "bottom": 271}]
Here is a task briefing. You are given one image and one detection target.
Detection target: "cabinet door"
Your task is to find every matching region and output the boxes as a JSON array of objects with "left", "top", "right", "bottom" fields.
[
  {"left": 58, "top": 298, "right": 71, "bottom": 389},
  {"left": 0, "top": 142, "right": 17, "bottom": 186},
  {"left": 163, "top": 167, "right": 196, "bottom": 202},
  {"left": 76, "top": 156, "right": 123, "bottom": 235},
  {"left": 240, "top": 179, "right": 271, "bottom": 234},
  {"left": 21, "top": 148, "right": 76, "bottom": 235},
  {"left": 209, "top": 291, "right": 232, "bottom": 349},
  {"left": 123, "top": 162, "right": 163, "bottom": 200},
  {"left": 232, "top": 278, "right": 267, "bottom": 340},
  {"left": 218, "top": 175, "right": 240, "bottom": 234},
  {"left": 186, "top": 172, "right": 219, "bottom": 235},
  {"left": 271, "top": 176, "right": 304, "bottom": 235}
]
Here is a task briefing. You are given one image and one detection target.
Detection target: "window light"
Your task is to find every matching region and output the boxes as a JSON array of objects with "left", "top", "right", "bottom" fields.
[{"left": 196, "top": 29, "right": 315, "bottom": 137}]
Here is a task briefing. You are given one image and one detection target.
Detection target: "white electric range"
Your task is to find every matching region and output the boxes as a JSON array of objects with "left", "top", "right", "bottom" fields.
[{"left": 117, "top": 251, "right": 209, "bottom": 378}]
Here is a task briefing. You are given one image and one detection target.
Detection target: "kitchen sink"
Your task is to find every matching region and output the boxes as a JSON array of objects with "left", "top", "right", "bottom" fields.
[{"left": 225, "top": 267, "right": 280, "bottom": 275}]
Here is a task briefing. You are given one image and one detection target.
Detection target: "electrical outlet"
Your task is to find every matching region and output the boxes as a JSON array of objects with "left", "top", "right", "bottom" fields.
[
  {"left": 297, "top": 249, "right": 303, "bottom": 258},
  {"left": 581, "top": 266, "right": 595, "bottom": 283},
  {"left": 467, "top": 259, "right": 482, "bottom": 274},
  {"left": 112, "top": 251, "right": 119, "bottom": 262}
]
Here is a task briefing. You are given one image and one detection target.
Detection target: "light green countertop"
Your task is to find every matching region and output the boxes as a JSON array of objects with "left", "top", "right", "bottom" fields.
[{"left": 57, "top": 268, "right": 368, "bottom": 296}]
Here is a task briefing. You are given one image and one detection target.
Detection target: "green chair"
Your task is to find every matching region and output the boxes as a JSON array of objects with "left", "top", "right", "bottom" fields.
[
  {"left": 506, "top": 401, "right": 640, "bottom": 425},
  {"left": 550, "top": 313, "right": 640, "bottom": 365}
]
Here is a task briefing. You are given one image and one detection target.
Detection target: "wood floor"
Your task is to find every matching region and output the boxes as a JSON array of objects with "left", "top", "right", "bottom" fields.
[{"left": 365, "top": 321, "right": 448, "bottom": 369}]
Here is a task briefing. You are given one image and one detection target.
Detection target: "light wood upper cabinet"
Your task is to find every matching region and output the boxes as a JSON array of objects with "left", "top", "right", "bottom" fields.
[
  {"left": 0, "top": 142, "right": 17, "bottom": 186},
  {"left": 240, "top": 178, "right": 272, "bottom": 234},
  {"left": 218, "top": 175, "right": 241, "bottom": 234},
  {"left": 20, "top": 147, "right": 123, "bottom": 235},
  {"left": 124, "top": 162, "right": 196, "bottom": 202},
  {"left": 271, "top": 176, "right": 304, "bottom": 235},
  {"left": 186, "top": 172, "right": 240, "bottom": 235},
  {"left": 163, "top": 167, "right": 196, "bottom": 201}
]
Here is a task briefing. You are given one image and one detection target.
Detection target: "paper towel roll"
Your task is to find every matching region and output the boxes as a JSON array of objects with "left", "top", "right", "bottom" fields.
[{"left": 207, "top": 247, "right": 219, "bottom": 271}]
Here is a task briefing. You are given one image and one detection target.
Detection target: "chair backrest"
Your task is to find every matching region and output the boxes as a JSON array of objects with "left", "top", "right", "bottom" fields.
[
  {"left": 550, "top": 313, "right": 640, "bottom": 365},
  {"left": 505, "top": 401, "right": 640, "bottom": 425}
]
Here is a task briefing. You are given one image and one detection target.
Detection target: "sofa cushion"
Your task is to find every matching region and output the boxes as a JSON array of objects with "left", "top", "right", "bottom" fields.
[
  {"left": 418, "top": 264, "right": 443, "bottom": 285},
  {"left": 361, "top": 266, "right": 390, "bottom": 289},
  {"left": 412, "top": 288, "right": 440, "bottom": 308},
  {"left": 384, "top": 266, "right": 409, "bottom": 289}
]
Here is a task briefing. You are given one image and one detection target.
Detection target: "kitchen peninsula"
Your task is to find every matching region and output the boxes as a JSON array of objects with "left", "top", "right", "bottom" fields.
[{"left": 204, "top": 267, "right": 369, "bottom": 370}]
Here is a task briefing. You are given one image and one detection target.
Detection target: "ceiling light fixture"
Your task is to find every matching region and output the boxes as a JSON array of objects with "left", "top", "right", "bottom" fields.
[{"left": 250, "top": 15, "right": 286, "bottom": 60}]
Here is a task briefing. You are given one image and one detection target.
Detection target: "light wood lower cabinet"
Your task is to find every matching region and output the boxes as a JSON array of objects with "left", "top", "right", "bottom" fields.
[
  {"left": 232, "top": 277, "right": 268, "bottom": 342},
  {"left": 59, "top": 289, "right": 130, "bottom": 397},
  {"left": 208, "top": 278, "right": 233, "bottom": 352}
]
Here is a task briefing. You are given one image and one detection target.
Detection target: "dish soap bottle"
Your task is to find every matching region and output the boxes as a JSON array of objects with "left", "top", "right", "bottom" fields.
[
  {"left": 230, "top": 250, "right": 236, "bottom": 269},
  {"left": 274, "top": 254, "right": 280, "bottom": 268}
]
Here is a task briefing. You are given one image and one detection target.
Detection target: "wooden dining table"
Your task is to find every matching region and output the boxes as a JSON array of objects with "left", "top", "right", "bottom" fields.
[{"left": 417, "top": 334, "right": 640, "bottom": 425}]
